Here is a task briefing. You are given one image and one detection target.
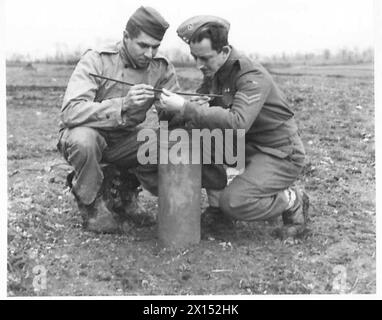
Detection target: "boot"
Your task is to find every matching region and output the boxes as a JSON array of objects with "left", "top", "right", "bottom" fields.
[
  {"left": 69, "top": 166, "right": 121, "bottom": 234},
  {"left": 280, "top": 187, "right": 310, "bottom": 237},
  {"left": 78, "top": 195, "right": 120, "bottom": 234},
  {"left": 109, "top": 167, "right": 155, "bottom": 227},
  {"left": 201, "top": 206, "right": 235, "bottom": 229}
]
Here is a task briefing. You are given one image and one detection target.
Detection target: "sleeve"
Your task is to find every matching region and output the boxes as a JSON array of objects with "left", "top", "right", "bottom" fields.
[
  {"left": 153, "top": 62, "right": 184, "bottom": 127},
  {"left": 60, "top": 50, "right": 127, "bottom": 129},
  {"left": 183, "top": 70, "right": 272, "bottom": 132}
]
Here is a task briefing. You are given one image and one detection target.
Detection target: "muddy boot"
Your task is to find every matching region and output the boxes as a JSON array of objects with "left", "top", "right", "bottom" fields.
[
  {"left": 120, "top": 188, "right": 155, "bottom": 227},
  {"left": 201, "top": 206, "right": 235, "bottom": 230},
  {"left": 280, "top": 187, "right": 310, "bottom": 238},
  {"left": 69, "top": 166, "right": 120, "bottom": 234},
  {"left": 78, "top": 195, "right": 120, "bottom": 234},
  {"left": 110, "top": 168, "right": 155, "bottom": 227}
]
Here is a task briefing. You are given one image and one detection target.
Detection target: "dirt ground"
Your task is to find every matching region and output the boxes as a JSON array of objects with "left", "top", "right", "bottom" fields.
[{"left": 6, "top": 62, "right": 375, "bottom": 296}]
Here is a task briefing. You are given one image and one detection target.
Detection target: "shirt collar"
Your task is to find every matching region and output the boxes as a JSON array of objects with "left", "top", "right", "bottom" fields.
[
  {"left": 118, "top": 42, "right": 138, "bottom": 69},
  {"left": 215, "top": 46, "right": 240, "bottom": 82}
]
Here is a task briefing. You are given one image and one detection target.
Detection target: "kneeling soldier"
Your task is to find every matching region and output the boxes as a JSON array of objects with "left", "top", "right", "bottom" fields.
[
  {"left": 159, "top": 16, "right": 309, "bottom": 238},
  {"left": 58, "top": 6, "right": 178, "bottom": 233}
]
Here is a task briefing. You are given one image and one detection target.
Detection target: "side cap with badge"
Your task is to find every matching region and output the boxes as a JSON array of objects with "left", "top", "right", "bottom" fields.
[{"left": 176, "top": 15, "right": 230, "bottom": 44}]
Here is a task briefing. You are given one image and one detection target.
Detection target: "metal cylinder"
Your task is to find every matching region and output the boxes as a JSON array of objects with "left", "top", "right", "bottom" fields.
[{"left": 158, "top": 130, "right": 202, "bottom": 248}]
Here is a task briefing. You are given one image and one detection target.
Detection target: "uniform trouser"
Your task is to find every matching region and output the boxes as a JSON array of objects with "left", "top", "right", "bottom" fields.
[
  {"left": 113, "top": 128, "right": 305, "bottom": 221},
  {"left": 215, "top": 133, "right": 306, "bottom": 221},
  {"left": 57, "top": 126, "right": 226, "bottom": 205}
]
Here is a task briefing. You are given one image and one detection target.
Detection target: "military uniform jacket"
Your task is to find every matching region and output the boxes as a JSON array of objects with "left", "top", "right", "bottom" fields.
[
  {"left": 60, "top": 42, "right": 179, "bottom": 131},
  {"left": 183, "top": 47, "right": 300, "bottom": 159}
]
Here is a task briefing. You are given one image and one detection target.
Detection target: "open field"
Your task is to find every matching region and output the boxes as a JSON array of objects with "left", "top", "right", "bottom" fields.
[
  {"left": 268, "top": 63, "right": 373, "bottom": 78},
  {"left": 6, "top": 62, "right": 375, "bottom": 296}
]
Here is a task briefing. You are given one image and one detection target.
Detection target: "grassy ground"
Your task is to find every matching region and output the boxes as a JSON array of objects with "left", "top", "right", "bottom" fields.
[{"left": 6, "top": 62, "right": 375, "bottom": 296}]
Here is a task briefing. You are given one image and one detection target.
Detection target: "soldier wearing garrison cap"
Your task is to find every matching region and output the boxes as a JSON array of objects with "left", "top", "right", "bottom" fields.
[
  {"left": 128, "top": 6, "right": 169, "bottom": 40},
  {"left": 160, "top": 15, "right": 310, "bottom": 238},
  {"left": 57, "top": 6, "right": 178, "bottom": 233},
  {"left": 176, "top": 15, "right": 230, "bottom": 43}
]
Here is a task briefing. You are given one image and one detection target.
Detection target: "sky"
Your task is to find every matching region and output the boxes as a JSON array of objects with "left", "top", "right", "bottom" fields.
[{"left": 4, "top": 0, "right": 375, "bottom": 59}]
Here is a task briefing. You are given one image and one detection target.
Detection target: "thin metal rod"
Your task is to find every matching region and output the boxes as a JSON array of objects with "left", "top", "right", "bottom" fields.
[{"left": 89, "top": 73, "right": 222, "bottom": 98}]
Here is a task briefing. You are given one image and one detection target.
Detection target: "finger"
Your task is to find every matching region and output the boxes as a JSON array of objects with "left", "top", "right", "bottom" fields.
[
  {"left": 137, "top": 94, "right": 154, "bottom": 101},
  {"left": 132, "top": 94, "right": 150, "bottom": 101},
  {"left": 191, "top": 98, "right": 203, "bottom": 105},
  {"left": 199, "top": 96, "right": 211, "bottom": 102},
  {"left": 134, "top": 84, "right": 155, "bottom": 95},
  {"left": 129, "top": 88, "right": 146, "bottom": 96},
  {"left": 190, "top": 96, "right": 209, "bottom": 103},
  {"left": 143, "top": 90, "right": 155, "bottom": 97},
  {"left": 143, "top": 84, "right": 154, "bottom": 90},
  {"left": 135, "top": 83, "right": 154, "bottom": 89},
  {"left": 161, "top": 88, "right": 171, "bottom": 96},
  {"left": 159, "top": 93, "right": 169, "bottom": 101},
  {"left": 134, "top": 94, "right": 154, "bottom": 102},
  {"left": 190, "top": 96, "right": 199, "bottom": 101},
  {"left": 134, "top": 93, "right": 154, "bottom": 101},
  {"left": 133, "top": 87, "right": 154, "bottom": 96},
  {"left": 132, "top": 84, "right": 151, "bottom": 90}
]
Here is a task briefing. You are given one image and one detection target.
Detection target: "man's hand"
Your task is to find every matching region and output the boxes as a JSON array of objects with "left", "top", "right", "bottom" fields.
[
  {"left": 189, "top": 95, "right": 211, "bottom": 108},
  {"left": 159, "top": 88, "right": 186, "bottom": 113},
  {"left": 122, "top": 84, "right": 155, "bottom": 112}
]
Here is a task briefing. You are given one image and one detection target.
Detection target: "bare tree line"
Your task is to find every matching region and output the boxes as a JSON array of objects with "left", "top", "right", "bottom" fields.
[{"left": 6, "top": 46, "right": 373, "bottom": 67}]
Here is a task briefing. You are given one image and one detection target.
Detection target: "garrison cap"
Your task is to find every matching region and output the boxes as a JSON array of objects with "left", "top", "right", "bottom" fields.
[
  {"left": 127, "top": 6, "right": 169, "bottom": 41},
  {"left": 176, "top": 15, "right": 230, "bottom": 44}
]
